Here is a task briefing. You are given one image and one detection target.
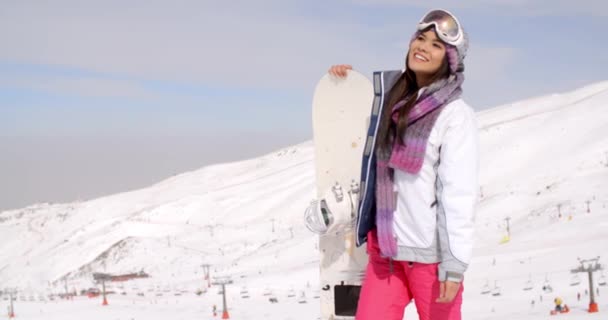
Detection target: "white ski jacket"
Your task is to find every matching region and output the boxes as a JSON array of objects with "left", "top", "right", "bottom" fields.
[
  {"left": 356, "top": 70, "right": 479, "bottom": 283},
  {"left": 392, "top": 97, "right": 479, "bottom": 282}
]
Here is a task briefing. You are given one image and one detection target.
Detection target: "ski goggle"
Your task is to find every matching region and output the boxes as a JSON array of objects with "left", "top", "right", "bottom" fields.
[{"left": 417, "top": 9, "right": 464, "bottom": 47}]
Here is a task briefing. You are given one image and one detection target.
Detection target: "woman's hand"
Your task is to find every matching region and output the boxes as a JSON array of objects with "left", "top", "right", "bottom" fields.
[
  {"left": 436, "top": 280, "right": 461, "bottom": 303},
  {"left": 328, "top": 64, "right": 353, "bottom": 78}
]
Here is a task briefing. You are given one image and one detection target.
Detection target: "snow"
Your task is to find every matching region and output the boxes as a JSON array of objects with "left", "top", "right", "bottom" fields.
[{"left": 2, "top": 81, "right": 608, "bottom": 319}]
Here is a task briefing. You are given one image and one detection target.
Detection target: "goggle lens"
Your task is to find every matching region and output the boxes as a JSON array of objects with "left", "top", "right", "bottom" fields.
[{"left": 419, "top": 10, "right": 460, "bottom": 40}]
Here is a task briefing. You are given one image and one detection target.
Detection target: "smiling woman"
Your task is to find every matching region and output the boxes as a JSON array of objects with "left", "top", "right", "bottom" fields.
[
  {"left": 408, "top": 30, "right": 448, "bottom": 87},
  {"left": 328, "top": 8, "right": 478, "bottom": 320}
]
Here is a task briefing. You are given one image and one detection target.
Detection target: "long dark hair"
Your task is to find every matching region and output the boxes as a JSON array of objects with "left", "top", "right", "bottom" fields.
[{"left": 377, "top": 29, "right": 451, "bottom": 152}]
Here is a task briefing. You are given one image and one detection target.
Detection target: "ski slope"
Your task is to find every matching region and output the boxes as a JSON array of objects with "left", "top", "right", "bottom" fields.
[{"left": 1, "top": 81, "right": 608, "bottom": 319}]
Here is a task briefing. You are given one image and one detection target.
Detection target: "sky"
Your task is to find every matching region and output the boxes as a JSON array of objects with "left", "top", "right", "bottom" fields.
[{"left": 1, "top": 0, "right": 607, "bottom": 211}]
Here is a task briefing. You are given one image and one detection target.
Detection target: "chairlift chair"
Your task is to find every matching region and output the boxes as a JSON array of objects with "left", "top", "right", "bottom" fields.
[
  {"left": 491, "top": 281, "right": 501, "bottom": 296},
  {"left": 491, "top": 286, "right": 501, "bottom": 296},
  {"left": 262, "top": 287, "right": 273, "bottom": 296},
  {"left": 240, "top": 286, "right": 250, "bottom": 299},
  {"left": 297, "top": 291, "right": 307, "bottom": 304},
  {"left": 570, "top": 274, "right": 581, "bottom": 286},
  {"left": 523, "top": 279, "right": 533, "bottom": 291},
  {"left": 481, "top": 279, "right": 491, "bottom": 294}
]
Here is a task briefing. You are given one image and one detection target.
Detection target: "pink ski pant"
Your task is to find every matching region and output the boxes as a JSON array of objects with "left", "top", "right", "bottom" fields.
[{"left": 356, "top": 229, "right": 464, "bottom": 320}]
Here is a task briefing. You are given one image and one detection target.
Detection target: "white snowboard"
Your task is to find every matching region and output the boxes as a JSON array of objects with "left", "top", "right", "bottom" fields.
[{"left": 311, "top": 70, "right": 373, "bottom": 319}]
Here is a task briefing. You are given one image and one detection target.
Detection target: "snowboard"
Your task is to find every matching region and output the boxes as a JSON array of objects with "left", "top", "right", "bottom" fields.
[{"left": 309, "top": 70, "right": 373, "bottom": 319}]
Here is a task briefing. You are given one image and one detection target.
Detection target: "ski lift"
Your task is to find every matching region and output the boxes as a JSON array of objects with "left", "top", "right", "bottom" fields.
[
  {"left": 240, "top": 286, "right": 250, "bottom": 299},
  {"left": 481, "top": 279, "right": 491, "bottom": 294},
  {"left": 599, "top": 273, "right": 606, "bottom": 286},
  {"left": 491, "top": 281, "right": 501, "bottom": 296},
  {"left": 570, "top": 274, "right": 581, "bottom": 286},
  {"left": 523, "top": 277, "right": 533, "bottom": 291},
  {"left": 542, "top": 275, "right": 553, "bottom": 293},
  {"left": 262, "top": 287, "right": 273, "bottom": 296},
  {"left": 297, "top": 291, "right": 307, "bottom": 304}
]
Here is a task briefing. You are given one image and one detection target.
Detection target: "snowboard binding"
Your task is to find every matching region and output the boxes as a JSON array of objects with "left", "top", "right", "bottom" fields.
[{"left": 304, "top": 180, "right": 360, "bottom": 235}]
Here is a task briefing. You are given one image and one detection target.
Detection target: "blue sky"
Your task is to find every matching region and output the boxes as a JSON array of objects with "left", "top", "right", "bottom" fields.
[{"left": 1, "top": 0, "right": 607, "bottom": 210}]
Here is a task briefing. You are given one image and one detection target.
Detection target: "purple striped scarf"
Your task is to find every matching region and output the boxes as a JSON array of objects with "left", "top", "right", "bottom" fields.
[{"left": 375, "top": 72, "right": 464, "bottom": 258}]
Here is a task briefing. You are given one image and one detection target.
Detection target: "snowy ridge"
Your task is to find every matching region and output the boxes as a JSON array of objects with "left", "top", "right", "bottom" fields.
[
  {"left": 477, "top": 80, "right": 608, "bottom": 129},
  {"left": 0, "top": 142, "right": 316, "bottom": 287},
  {"left": 1, "top": 82, "right": 608, "bottom": 319}
]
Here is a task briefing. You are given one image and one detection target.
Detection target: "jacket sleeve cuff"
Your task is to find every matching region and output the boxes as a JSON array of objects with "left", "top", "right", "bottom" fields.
[{"left": 438, "top": 260, "right": 467, "bottom": 282}]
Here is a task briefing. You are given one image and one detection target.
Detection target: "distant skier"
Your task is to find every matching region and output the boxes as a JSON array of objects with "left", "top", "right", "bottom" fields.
[
  {"left": 577, "top": 292, "right": 580, "bottom": 301},
  {"left": 554, "top": 297, "right": 563, "bottom": 312},
  {"left": 552, "top": 297, "right": 569, "bottom": 313}
]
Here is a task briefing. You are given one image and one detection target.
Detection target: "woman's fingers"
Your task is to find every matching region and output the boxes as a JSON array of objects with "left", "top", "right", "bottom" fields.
[
  {"left": 329, "top": 64, "right": 353, "bottom": 78},
  {"left": 340, "top": 64, "right": 352, "bottom": 77},
  {"left": 328, "top": 65, "right": 340, "bottom": 77},
  {"left": 436, "top": 281, "right": 461, "bottom": 304}
]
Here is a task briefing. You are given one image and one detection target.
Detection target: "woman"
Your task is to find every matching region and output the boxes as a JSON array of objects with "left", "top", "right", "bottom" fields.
[{"left": 329, "top": 9, "right": 479, "bottom": 320}]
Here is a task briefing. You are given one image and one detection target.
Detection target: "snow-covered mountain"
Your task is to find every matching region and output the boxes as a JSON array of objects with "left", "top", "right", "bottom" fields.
[
  {"left": 0, "top": 141, "right": 317, "bottom": 287},
  {"left": 1, "top": 81, "right": 608, "bottom": 319}
]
